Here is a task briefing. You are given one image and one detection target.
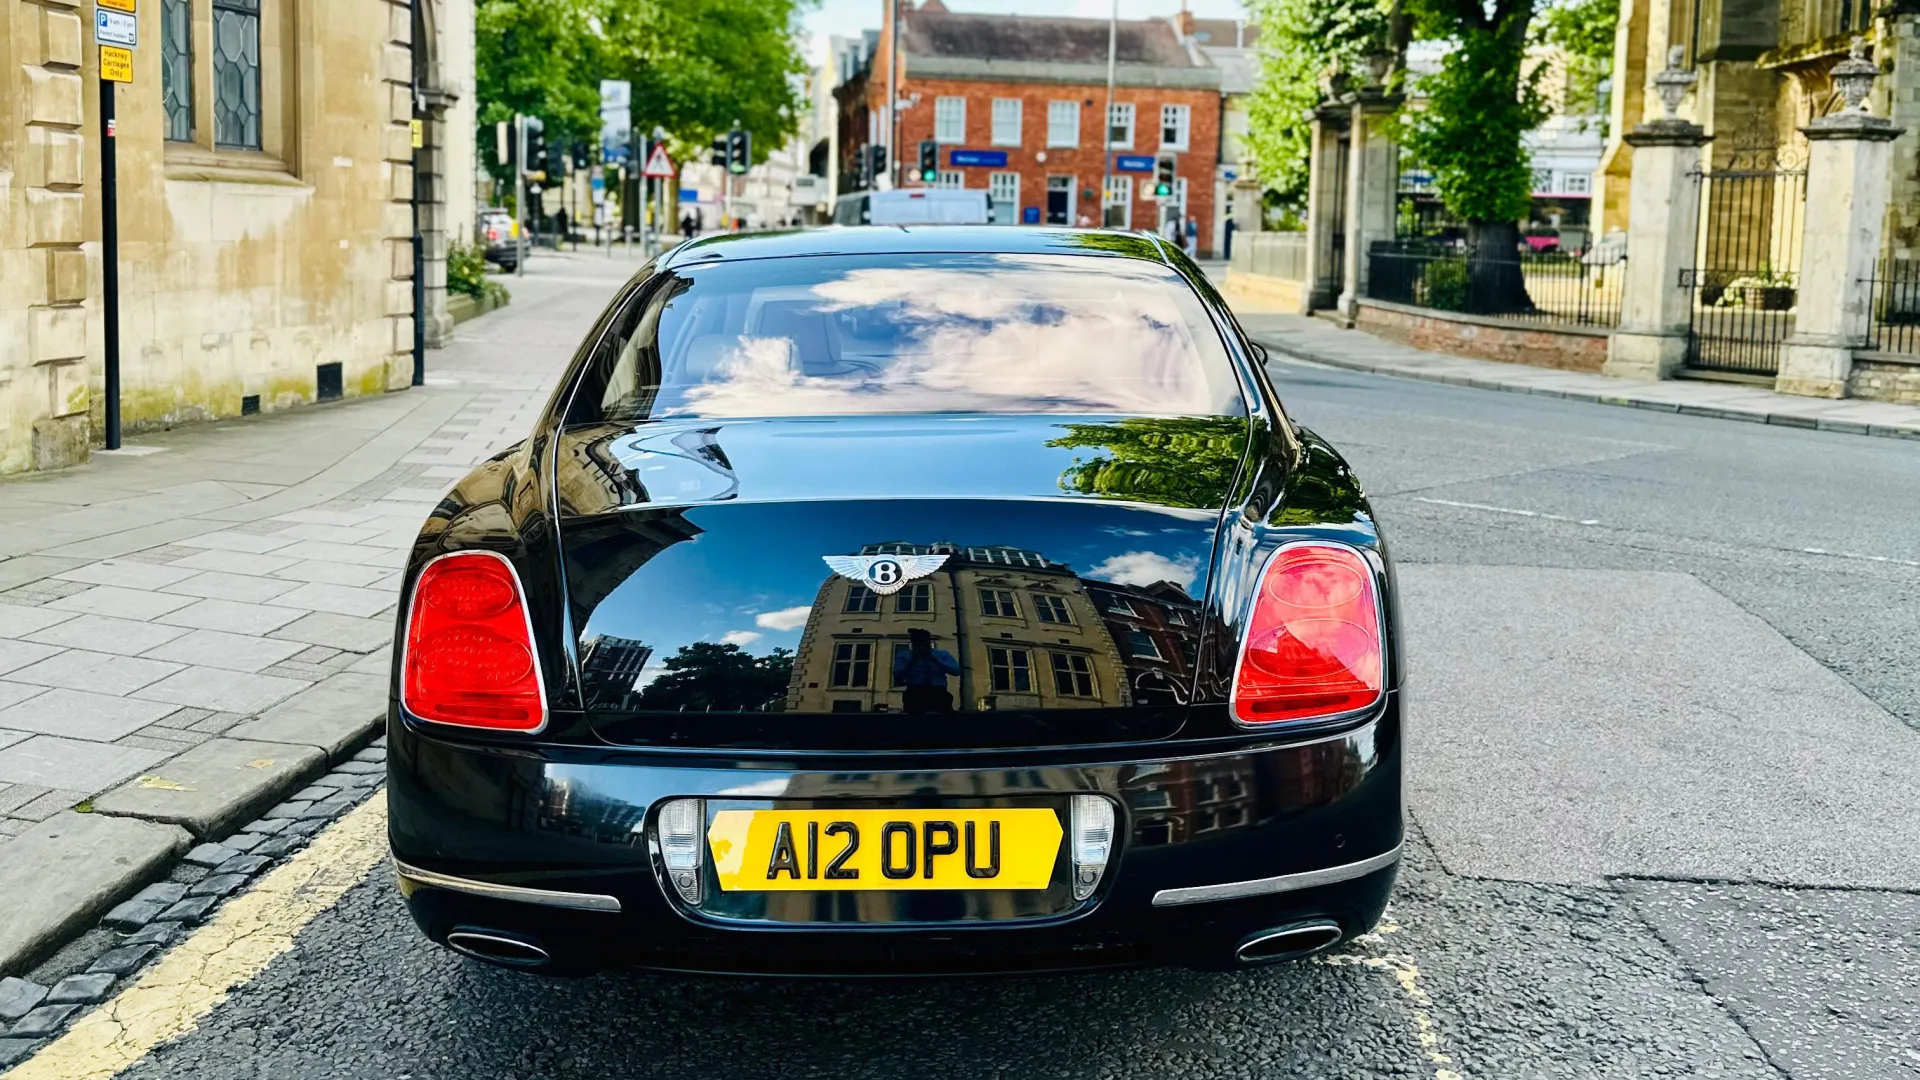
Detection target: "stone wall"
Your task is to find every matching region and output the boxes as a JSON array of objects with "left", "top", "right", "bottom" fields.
[
  {"left": 0, "top": 0, "right": 433, "bottom": 475},
  {"left": 1847, "top": 352, "right": 1920, "bottom": 403},
  {"left": 1355, "top": 300, "right": 1612, "bottom": 372}
]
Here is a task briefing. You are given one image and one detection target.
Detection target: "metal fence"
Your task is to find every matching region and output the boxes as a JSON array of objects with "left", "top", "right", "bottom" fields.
[
  {"left": 1228, "top": 231, "right": 1309, "bottom": 282},
  {"left": 1364, "top": 241, "right": 1626, "bottom": 328},
  {"left": 1864, "top": 260, "right": 1920, "bottom": 354}
]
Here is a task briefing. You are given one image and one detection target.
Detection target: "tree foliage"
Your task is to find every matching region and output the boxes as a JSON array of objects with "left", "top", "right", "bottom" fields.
[
  {"left": 475, "top": 0, "right": 811, "bottom": 180},
  {"left": 1394, "top": 0, "right": 1548, "bottom": 227},
  {"left": 635, "top": 643, "right": 794, "bottom": 713},
  {"left": 1535, "top": 0, "right": 1618, "bottom": 115},
  {"left": 1242, "top": 0, "right": 1391, "bottom": 207},
  {"left": 1048, "top": 417, "right": 1250, "bottom": 509}
]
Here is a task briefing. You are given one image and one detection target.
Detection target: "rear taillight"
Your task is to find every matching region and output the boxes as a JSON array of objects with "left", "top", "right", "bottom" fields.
[
  {"left": 401, "top": 551, "right": 546, "bottom": 731},
  {"left": 1231, "top": 542, "right": 1385, "bottom": 725}
]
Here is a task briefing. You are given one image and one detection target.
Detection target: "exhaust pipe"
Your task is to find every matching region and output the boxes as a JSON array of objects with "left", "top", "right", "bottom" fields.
[
  {"left": 1235, "top": 920, "right": 1343, "bottom": 965},
  {"left": 446, "top": 929, "right": 552, "bottom": 969}
]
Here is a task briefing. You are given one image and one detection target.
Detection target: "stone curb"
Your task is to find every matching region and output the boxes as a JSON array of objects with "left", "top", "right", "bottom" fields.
[
  {"left": 0, "top": 734, "right": 389, "bottom": 1068},
  {"left": 1253, "top": 334, "right": 1920, "bottom": 442}
]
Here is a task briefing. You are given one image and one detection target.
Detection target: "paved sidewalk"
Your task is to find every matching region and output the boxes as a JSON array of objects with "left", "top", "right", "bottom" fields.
[
  {"left": 1238, "top": 312, "right": 1920, "bottom": 440},
  {"left": 0, "top": 251, "right": 642, "bottom": 975}
]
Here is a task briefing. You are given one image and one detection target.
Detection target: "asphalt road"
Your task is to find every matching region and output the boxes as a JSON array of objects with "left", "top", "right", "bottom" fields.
[{"left": 14, "top": 274, "right": 1920, "bottom": 1080}]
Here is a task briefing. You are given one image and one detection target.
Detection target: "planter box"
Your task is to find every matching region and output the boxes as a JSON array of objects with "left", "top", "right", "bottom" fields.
[{"left": 448, "top": 290, "right": 509, "bottom": 327}]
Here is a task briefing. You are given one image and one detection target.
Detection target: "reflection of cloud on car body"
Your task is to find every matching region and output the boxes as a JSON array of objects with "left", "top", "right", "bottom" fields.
[
  {"left": 754, "top": 606, "right": 812, "bottom": 631},
  {"left": 1089, "top": 550, "right": 1202, "bottom": 590}
]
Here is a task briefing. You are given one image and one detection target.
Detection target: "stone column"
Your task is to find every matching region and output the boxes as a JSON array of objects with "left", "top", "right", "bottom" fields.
[
  {"left": 1337, "top": 91, "right": 1401, "bottom": 322},
  {"left": 1777, "top": 46, "right": 1903, "bottom": 398},
  {"left": 1605, "top": 51, "right": 1710, "bottom": 382},
  {"left": 382, "top": 0, "right": 419, "bottom": 391},
  {"left": 1300, "top": 105, "right": 1348, "bottom": 313},
  {"left": 20, "top": 0, "right": 90, "bottom": 470}
]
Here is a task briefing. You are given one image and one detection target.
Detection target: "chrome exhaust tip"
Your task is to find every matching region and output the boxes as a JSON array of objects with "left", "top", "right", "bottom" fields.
[
  {"left": 446, "top": 929, "right": 552, "bottom": 969},
  {"left": 1235, "top": 920, "right": 1343, "bottom": 965}
]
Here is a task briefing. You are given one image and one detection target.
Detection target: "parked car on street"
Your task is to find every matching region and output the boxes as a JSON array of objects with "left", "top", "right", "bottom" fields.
[
  {"left": 832, "top": 188, "right": 994, "bottom": 226},
  {"left": 387, "top": 226, "right": 1403, "bottom": 977},
  {"left": 479, "top": 208, "right": 520, "bottom": 271}
]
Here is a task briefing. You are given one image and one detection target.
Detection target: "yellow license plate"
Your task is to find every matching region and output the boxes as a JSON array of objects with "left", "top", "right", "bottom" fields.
[{"left": 708, "top": 809, "right": 1063, "bottom": 892}]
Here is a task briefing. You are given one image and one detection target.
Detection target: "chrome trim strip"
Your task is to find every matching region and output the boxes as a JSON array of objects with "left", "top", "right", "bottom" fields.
[
  {"left": 1150, "top": 843, "right": 1403, "bottom": 907},
  {"left": 393, "top": 858, "right": 622, "bottom": 913}
]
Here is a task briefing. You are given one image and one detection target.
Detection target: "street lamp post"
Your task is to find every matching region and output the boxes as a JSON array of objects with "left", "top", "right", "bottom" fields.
[{"left": 1100, "top": 0, "right": 1117, "bottom": 228}]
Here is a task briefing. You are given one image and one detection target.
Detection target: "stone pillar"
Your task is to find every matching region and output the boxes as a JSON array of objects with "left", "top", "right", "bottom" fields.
[
  {"left": 382, "top": 0, "right": 418, "bottom": 390},
  {"left": 1300, "top": 106, "right": 1348, "bottom": 313},
  {"left": 23, "top": 0, "right": 90, "bottom": 470},
  {"left": 1776, "top": 48, "right": 1903, "bottom": 398},
  {"left": 1336, "top": 91, "right": 1401, "bottom": 321},
  {"left": 1605, "top": 52, "right": 1711, "bottom": 382}
]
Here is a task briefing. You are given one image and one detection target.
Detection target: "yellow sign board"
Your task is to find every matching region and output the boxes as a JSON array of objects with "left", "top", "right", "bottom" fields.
[
  {"left": 100, "top": 45, "right": 133, "bottom": 84},
  {"left": 708, "top": 808, "right": 1063, "bottom": 893},
  {"left": 409, "top": 119, "right": 424, "bottom": 149},
  {"left": 99, "top": 0, "right": 136, "bottom": 11}
]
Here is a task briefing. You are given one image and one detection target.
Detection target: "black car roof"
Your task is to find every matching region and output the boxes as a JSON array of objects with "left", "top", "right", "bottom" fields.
[{"left": 660, "top": 226, "right": 1179, "bottom": 270}]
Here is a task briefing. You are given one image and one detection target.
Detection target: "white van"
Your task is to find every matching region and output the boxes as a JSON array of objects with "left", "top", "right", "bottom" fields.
[{"left": 832, "top": 189, "right": 993, "bottom": 226}]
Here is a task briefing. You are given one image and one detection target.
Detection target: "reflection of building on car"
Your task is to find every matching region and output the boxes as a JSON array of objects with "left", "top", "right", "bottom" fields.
[{"left": 784, "top": 541, "right": 1198, "bottom": 715}]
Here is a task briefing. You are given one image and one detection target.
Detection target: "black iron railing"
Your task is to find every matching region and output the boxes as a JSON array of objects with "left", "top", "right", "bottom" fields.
[
  {"left": 1863, "top": 260, "right": 1920, "bottom": 355},
  {"left": 1365, "top": 241, "right": 1625, "bottom": 328}
]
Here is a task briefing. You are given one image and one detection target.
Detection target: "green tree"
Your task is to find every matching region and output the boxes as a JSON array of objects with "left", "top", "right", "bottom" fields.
[
  {"left": 1536, "top": 0, "right": 1618, "bottom": 118},
  {"left": 1393, "top": 0, "right": 1550, "bottom": 311},
  {"left": 1243, "top": 0, "right": 1392, "bottom": 212},
  {"left": 636, "top": 643, "right": 794, "bottom": 712},
  {"left": 476, "top": 0, "right": 607, "bottom": 182},
  {"left": 1048, "top": 417, "right": 1250, "bottom": 509}
]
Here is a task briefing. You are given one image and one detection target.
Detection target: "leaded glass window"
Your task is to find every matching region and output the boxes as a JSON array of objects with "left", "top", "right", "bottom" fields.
[
  {"left": 162, "top": 0, "right": 193, "bottom": 142},
  {"left": 212, "top": 0, "right": 261, "bottom": 150}
]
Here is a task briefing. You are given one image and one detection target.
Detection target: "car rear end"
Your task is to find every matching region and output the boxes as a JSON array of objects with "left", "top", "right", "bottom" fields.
[{"left": 386, "top": 229, "right": 1402, "bottom": 975}]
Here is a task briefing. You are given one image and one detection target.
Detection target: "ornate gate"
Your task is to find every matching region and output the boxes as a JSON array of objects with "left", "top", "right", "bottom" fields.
[{"left": 1680, "top": 136, "right": 1807, "bottom": 377}]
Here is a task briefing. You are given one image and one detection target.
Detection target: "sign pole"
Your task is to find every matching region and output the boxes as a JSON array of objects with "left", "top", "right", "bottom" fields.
[
  {"left": 514, "top": 115, "right": 527, "bottom": 277},
  {"left": 101, "top": 77, "right": 120, "bottom": 449}
]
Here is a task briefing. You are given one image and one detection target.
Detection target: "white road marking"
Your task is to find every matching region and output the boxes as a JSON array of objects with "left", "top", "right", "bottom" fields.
[
  {"left": 1411, "top": 497, "right": 1602, "bottom": 526},
  {"left": 1319, "top": 909, "right": 1465, "bottom": 1080}
]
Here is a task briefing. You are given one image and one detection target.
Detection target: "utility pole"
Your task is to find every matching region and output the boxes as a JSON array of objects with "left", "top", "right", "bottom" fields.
[
  {"left": 100, "top": 68, "right": 122, "bottom": 448},
  {"left": 514, "top": 115, "right": 527, "bottom": 276},
  {"left": 887, "top": 0, "right": 901, "bottom": 190},
  {"left": 1100, "top": 0, "right": 1117, "bottom": 229}
]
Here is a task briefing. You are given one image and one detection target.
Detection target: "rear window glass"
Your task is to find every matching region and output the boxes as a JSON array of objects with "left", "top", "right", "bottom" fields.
[{"left": 566, "top": 253, "right": 1245, "bottom": 423}]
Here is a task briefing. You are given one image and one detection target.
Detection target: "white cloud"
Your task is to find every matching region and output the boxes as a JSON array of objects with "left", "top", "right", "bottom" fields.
[
  {"left": 1088, "top": 550, "right": 1201, "bottom": 590},
  {"left": 721, "top": 630, "right": 765, "bottom": 646},
  {"left": 754, "top": 606, "right": 812, "bottom": 631}
]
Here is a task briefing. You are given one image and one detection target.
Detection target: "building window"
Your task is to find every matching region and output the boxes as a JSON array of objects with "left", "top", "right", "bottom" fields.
[
  {"left": 212, "top": 0, "right": 263, "bottom": 150},
  {"left": 1564, "top": 172, "right": 1591, "bottom": 194},
  {"left": 162, "top": 0, "right": 194, "bottom": 142},
  {"left": 935, "top": 96, "right": 966, "bottom": 144},
  {"left": 934, "top": 170, "right": 964, "bottom": 189},
  {"left": 989, "top": 171, "right": 1020, "bottom": 206},
  {"left": 979, "top": 588, "right": 1019, "bottom": 618},
  {"left": 1103, "top": 175, "right": 1131, "bottom": 227},
  {"left": 1033, "top": 594, "right": 1073, "bottom": 625},
  {"left": 991, "top": 98, "right": 1022, "bottom": 146},
  {"left": 1103, "top": 594, "right": 1138, "bottom": 617},
  {"left": 1128, "top": 630, "right": 1163, "bottom": 660},
  {"left": 1165, "top": 607, "right": 1188, "bottom": 626},
  {"left": 830, "top": 642, "right": 873, "bottom": 688},
  {"left": 1108, "top": 103, "right": 1134, "bottom": 148},
  {"left": 844, "top": 585, "right": 880, "bottom": 613},
  {"left": 894, "top": 582, "right": 932, "bottom": 613},
  {"left": 1051, "top": 653, "right": 1096, "bottom": 697},
  {"left": 989, "top": 647, "right": 1032, "bottom": 693},
  {"left": 1047, "top": 100, "right": 1080, "bottom": 147},
  {"left": 1532, "top": 167, "right": 1553, "bottom": 192},
  {"left": 1159, "top": 104, "right": 1190, "bottom": 150}
]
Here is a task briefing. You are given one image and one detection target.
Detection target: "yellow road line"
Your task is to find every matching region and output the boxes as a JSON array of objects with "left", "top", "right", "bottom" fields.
[
  {"left": 6, "top": 793, "right": 391, "bottom": 1080},
  {"left": 1319, "top": 909, "right": 1466, "bottom": 1080}
]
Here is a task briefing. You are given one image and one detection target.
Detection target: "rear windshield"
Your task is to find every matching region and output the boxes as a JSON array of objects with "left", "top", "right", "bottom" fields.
[{"left": 565, "top": 252, "right": 1246, "bottom": 423}]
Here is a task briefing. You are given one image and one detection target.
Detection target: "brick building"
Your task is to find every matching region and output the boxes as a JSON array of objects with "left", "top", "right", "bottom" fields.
[{"left": 837, "top": 2, "right": 1223, "bottom": 254}]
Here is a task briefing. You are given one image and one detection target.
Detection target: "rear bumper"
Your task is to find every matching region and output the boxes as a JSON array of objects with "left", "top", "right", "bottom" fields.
[{"left": 387, "top": 693, "right": 1403, "bottom": 976}]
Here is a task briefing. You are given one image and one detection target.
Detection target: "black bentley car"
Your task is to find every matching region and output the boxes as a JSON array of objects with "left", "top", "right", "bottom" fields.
[{"left": 388, "top": 227, "right": 1403, "bottom": 976}]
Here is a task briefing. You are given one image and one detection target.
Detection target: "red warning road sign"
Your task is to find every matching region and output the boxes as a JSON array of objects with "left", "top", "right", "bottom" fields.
[{"left": 642, "top": 143, "right": 676, "bottom": 179}]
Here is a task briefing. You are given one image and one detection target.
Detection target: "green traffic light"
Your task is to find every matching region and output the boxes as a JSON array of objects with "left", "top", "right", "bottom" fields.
[{"left": 922, "top": 169, "right": 937, "bottom": 182}]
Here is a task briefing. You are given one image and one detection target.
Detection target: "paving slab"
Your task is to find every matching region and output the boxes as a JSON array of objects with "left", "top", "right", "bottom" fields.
[
  {"left": 130, "top": 666, "right": 308, "bottom": 714},
  {"left": 0, "top": 737, "right": 169, "bottom": 792},
  {"left": 0, "top": 606, "right": 78, "bottom": 639},
  {"left": 43, "top": 585, "right": 197, "bottom": 621},
  {"left": 269, "top": 611, "right": 395, "bottom": 653},
  {"left": 0, "top": 640, "right": 62, "bottom": 677},
  {"left": 21, "top": 613, "right": 191, "bottom": 656},
  {"left": 0, "top": 688, "right": 180, "bottom": 741},
  {"left": 2, "top": 650, "right": 183, "bottom": 697},
  {"left": 158, "top": 571, "right": 303, "bottom": 604},
  {"left": 89, "top": 737, "right": 324, "bottom": 839},
  {"left": 225, "top": 673, "right": 387, "bottom": 761},
  {"left": 153, "top": 598, "right": 305, "bottom": 635},
  {"left": 140, "top": 629, "right": 306, "bottom": 673},
  {"left": 0, "top": 811, "right": 189, "bottom": 975}
]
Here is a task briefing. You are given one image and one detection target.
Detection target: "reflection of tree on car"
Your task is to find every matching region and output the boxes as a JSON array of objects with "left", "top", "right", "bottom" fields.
[
  {"left": 635, "top": 642, "right": 793, "bottom": 712},
  {"left": 1047, "top": 416, "right": 1249, "bottom": 509}
]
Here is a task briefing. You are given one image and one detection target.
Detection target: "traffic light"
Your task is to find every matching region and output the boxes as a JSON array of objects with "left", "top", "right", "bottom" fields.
[
  {"left": 709, "top": 135, "right": 727, "bottom": 167},
  {"left": 918, "top": 140, "right": 938, "bottom": 183},
  {"left": 572, "top": 142, "right": 590, "bottom": 170},
  {"left": 726, "top": 129, "right": 750, "bottom": 175},
  {"left": 855, "top": 143, "right": 872, "bottom": 189},
  {"left": 523, "top": 117, "right": 547, "bottom": 182},
  {"left": 1153, "top": 154, "right": 1176, "bottom": 198},
  {"left": 868, "top": 144, "right": 887, "bottom": 184}
]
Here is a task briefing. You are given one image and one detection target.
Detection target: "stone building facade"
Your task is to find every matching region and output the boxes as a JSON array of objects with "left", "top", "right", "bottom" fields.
[{"left": 0, "top": 0, "right": 474, "bottom": 476}]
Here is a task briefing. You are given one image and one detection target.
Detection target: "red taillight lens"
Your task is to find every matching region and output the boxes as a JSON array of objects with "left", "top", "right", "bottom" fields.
[
  {"left": 1232, "top": 543, "right": 1385, "bottom": 725},
  {"left": 402, "top": 552, "right": 546, "bottom": 731}
]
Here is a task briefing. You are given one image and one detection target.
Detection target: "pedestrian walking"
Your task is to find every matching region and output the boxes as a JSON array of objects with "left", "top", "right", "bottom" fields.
[{"left": 1184, "top": 215, "right": 1198, "bottom": 256}]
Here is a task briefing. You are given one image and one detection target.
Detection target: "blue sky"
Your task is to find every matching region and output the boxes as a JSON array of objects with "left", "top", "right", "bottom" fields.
[{"left": 804, "top": 0, "right": 1253, "bottom": 47}]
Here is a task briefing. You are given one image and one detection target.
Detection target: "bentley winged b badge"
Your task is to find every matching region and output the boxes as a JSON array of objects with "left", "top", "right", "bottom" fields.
[{"left": 822, "top": 553, "right": 950, "bottom": 595}]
